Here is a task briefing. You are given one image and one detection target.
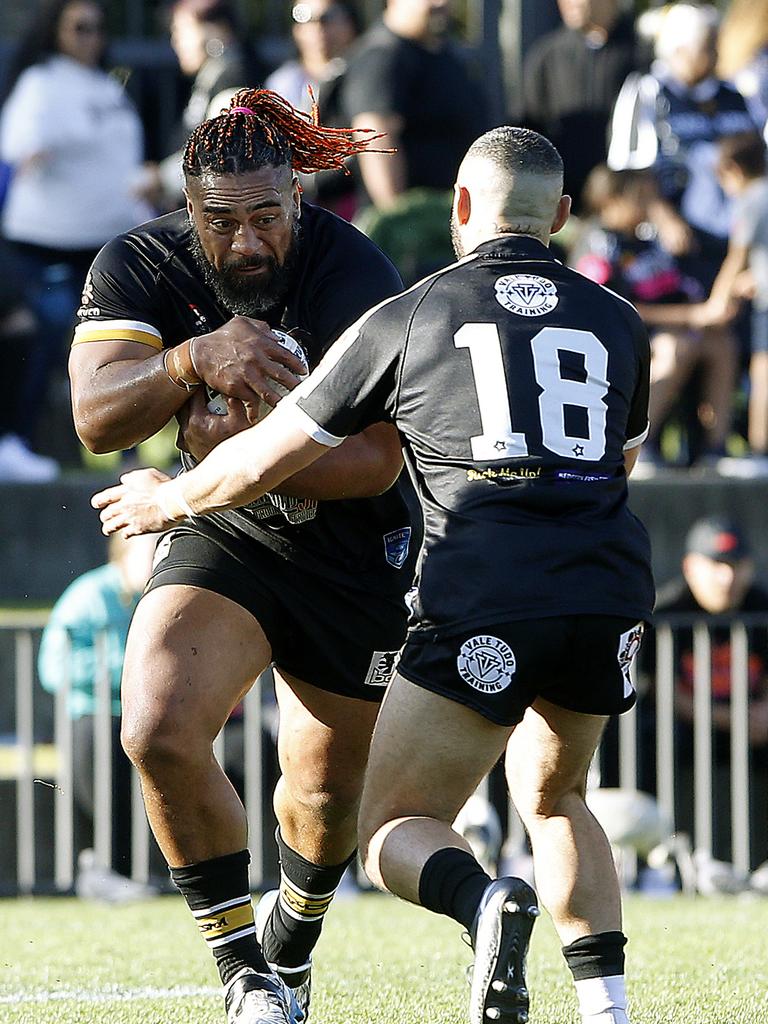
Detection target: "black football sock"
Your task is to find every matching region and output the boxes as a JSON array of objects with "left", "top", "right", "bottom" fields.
[
  {"left": 260, "top": 829, "right": 355, "bottom": 969},
  {"left": 562, "top": 931, "right": 627, "bottom": 980},
  {"left": 170, "top": 849, "right": 270, "bottom": 986},
  {"left": 417, "top": 847, "right": 492, "bottom": 934}
]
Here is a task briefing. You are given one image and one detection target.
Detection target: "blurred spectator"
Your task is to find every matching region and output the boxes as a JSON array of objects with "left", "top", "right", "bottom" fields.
[
  {"left": 0, "top": 0, "right": 154, "bottom": 466},
  {"left": 718, "top": 0, "right": 768, "bottom": 133},
  {"left": 647, "top": 516, "right": 768, "bottom": 865},
  {"left": 608, "top": 3, "right": 755, "bottom": 286},
  {"left": 523, "top": 0, "right": 648, "bottom": 213},
  {"left": 266, "top": 1, "right": 361, "bottom": 218},
  {"left": 0, "top": 240, "right": 58, "bottom": 480},
  {"left": 38, "top": 532, "right": 159, "bottom": 899},
  {"left": 574, "top": 165, "right": 737, "bottom": 467},
  {"left": 707, "top": 133, "right": 768, "bottom": 458},
  {"left": 340, "top": 0, "right": 489, "bottom": 210},
  {"left": 155, "top": 0, "right": 264, "bottom": 207}
]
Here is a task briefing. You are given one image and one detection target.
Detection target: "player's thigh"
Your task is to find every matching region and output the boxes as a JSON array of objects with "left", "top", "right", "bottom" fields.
[
  {"left": 505, "top": 698, "right": 608, "bottom": 816},
  {"left": 273, "top": 670, "right": 381, "bottom": 795},
  {"left": 122, "top": 584, "right": 271, "bottom": 743},
  {"left": 359, "top": 673, "right": 512, "bottom": 837}
]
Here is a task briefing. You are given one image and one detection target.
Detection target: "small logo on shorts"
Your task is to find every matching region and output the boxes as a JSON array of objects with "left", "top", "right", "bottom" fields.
[
  {"left": 457, "top": 635, "right": 516, "bottom": 694},
  {"left": 494, "top": 274, "right": 559, "bottom": 317},
  {"left": 383, "top": 527, "right": 411, "bottom": 569},
  {"left": 617, "top": 623, "right": 644, "bottom": 697},
  {"left": 364, "top": 650, "right": 400, "bottom": 687},
  {"left": 151, "top": 531, "right": 176, "bottom": 571}
]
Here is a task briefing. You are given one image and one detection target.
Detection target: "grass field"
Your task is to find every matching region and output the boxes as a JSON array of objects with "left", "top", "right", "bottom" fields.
[{"left": 1, "top": 892, "right": 767, "bottom": 1024}]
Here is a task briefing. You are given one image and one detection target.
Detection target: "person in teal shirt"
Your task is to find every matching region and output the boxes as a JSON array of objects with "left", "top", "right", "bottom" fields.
[{"left": 38, "top": 532, "right": 157, "bottom": 893}]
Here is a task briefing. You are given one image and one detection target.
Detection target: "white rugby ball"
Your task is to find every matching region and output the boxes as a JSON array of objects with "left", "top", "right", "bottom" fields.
[{"left": 206, "top": 329, "right": 309, "bottom": 417}]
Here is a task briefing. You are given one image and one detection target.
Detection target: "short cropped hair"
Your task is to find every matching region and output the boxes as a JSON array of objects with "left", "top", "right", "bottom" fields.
[
  {"left": 718, "top": 132, "right": 767, "bottom": 180},
  {"left": 466, "top": 127, "right": 564, "bottom": 183}
]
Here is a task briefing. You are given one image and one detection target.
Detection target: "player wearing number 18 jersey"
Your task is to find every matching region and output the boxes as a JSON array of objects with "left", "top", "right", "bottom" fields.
[
  {"left": 94, "top": 127, "right": 653, "bottom": 1024},
  {"left": 295, "top": 204, "right": 654, "bottom": 712}
]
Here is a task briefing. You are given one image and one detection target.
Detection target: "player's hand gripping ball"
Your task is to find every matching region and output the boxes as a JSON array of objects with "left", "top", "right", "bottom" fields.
[{"left": 206, "top": 330, "right": 309, "bottom": 418}]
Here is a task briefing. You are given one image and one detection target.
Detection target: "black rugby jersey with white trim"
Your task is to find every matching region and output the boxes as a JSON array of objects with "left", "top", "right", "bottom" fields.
[
  {"left": 73, "top": 204, "right": 416, "bottom": 590},
  {"left": 290, "top": 235, "right": 654, "bottom": 635}
]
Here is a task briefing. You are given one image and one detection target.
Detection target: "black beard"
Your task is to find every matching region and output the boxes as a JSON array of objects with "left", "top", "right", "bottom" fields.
[{"left": 188, "top": 218, "right": 301, "bottom": 317}]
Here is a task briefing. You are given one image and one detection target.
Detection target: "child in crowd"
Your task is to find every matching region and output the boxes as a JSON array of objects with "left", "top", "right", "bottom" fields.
[
  {"left": 573, "top": 165, "right": 737, "bottom": 466},
  {"left": 708, "top": 132, "right": 768, "bottom": 455}
]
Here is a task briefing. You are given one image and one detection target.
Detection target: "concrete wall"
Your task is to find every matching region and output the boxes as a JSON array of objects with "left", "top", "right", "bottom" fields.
[{"left": 2, "top": 474, "right": 768, "bottom": 606}]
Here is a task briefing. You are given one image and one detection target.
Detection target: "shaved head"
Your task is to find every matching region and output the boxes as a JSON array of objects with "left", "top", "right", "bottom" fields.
[{"left": 451, "top": 127, "right": 567, "bottom": 256}]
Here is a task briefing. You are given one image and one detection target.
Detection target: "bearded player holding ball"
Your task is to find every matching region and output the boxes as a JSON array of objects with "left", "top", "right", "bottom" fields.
[{"left": 68, "top": 90, "right": 416, "bottom": 1024}]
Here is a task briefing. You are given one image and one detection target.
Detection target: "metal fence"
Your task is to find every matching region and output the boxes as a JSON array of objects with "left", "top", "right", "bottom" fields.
[
  {"left": 2, "top": 612, "right": 767, "bottom": 895},
  {"left": 0, "top": 615, "right": 271, "bottom": 895}
]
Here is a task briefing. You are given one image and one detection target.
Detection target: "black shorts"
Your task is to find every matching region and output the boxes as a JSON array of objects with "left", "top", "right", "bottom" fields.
[
  {"left": 145, "top": 524, "right": 409, "bottom": 701},
  {"left": 397, "top": 616, "right": 645, "bottom": 726}
]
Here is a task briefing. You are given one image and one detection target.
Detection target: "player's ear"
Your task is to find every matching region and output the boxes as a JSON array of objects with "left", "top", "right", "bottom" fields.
[
  {"left": 183, "top": 185, "right": 194, "bottom": 221},
  {"left": 551, "top": 194, "right": 571, "bottom": 236},
  {"left": 455, "top": 184, "right": 471, "bottom": 226},
  {"left": 291, "top": 175, "right": 302, "bottom": 214}
]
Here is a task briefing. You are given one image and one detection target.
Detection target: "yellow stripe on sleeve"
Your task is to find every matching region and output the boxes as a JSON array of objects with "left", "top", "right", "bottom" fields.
[{"left": 72, "top": 321, "right": 163, "bottom": 350}]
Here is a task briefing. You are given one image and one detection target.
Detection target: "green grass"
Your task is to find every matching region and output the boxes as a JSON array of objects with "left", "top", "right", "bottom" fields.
[{"left": 1, "top": 893, "right": 767, "bottom": 1023}]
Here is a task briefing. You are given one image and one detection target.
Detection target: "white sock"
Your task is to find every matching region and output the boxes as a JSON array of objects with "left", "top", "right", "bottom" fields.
[{"left": 575, "top": 975, "right": 630, "bottom": 1023}]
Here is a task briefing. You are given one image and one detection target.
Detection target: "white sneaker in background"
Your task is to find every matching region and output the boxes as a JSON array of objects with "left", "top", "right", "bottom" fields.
[
  {"left": 75, "top": 849, "right": 158, "bottom": 903},
  {"left": 0, "top": 433, "right": 59, "bottom": 482}
]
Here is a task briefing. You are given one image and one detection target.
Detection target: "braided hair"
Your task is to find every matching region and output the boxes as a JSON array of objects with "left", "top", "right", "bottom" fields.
[{"left": 183, "top": 87, "right": 388, "bottom": 180}]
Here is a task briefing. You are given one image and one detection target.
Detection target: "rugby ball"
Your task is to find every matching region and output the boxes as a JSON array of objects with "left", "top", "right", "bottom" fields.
[{"left": 206, "top": 330, "right": 309, "bottom": 417}]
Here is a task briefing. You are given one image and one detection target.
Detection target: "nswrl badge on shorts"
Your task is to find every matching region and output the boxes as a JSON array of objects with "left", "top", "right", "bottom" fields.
[{"left": 383, "top": 527, "right": 411, "bottom": 569}]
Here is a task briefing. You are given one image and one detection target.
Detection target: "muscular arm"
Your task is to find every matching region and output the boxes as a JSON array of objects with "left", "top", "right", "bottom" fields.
[
  {"left": 69, "top": 340, "right": 190, "bottom": 454},
  {"left": 275, "top": 422, "right": 402, "bottom": 499},
  {"left": 70, "top": 319, "right": 308, "bottom": 454},
  {"left": 93, "top": 401, "right": 331, "bottom": 535},
  {"left": 352, "top": 113, "right": 407, "bottom": 209}
]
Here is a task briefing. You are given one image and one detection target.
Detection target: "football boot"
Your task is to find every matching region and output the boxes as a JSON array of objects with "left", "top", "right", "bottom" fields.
[
  {"left": 224, "top": 968, "right": 304, "bottom": 1024},
  {"left": 255, "top": 889, "right": 312, "bottom": 1022},
  {"left": 468, "top": 877, "right": 539, "bottom": 1024}
]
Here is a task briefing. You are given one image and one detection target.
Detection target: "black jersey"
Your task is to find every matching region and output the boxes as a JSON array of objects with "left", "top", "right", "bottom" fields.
[
  {"left": 291, "top": 234, "right": 654, "bottom": 636},
  {"left": 73, "top": 204, "right": 415, "bottom": 592}
]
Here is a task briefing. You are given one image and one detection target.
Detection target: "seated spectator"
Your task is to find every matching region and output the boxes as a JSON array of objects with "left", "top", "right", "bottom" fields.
[
  {"left": 706, "top": 133, "right": 768, "bottom": 458},
  {"left": 647, "top": 516, "right": 768, "bottom": 867},
  {"left": 155, "top": 0, "right": 264, "bottom": 207},
  {"left": 340, "top": 0, "right": 489, "bottom": 211},
  {"left": 718, "top": 0, "right": 768, "bottom": 133},
  {"left": 524, "top": 0, "right": 648, "bottom": 213},
  {"left": 608, "top": 3, "right": 755, "bottom": 288},
  {"left": 266, "top": 1, "right": 361, "bottom": 219},
  {"left": 38, "top": 533, "right": 160, "bottom": 899},
  {"left": 0, "top": 0, "right": 154, "bottom": 464},
  {"left": 574, "top": 165, "right": 737, "bottom": 467}
]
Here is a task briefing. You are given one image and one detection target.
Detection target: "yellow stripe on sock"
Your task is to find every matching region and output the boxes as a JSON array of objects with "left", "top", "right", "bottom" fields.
[{"left": 197, "top": 902, "right": 255, "bottom": 942}]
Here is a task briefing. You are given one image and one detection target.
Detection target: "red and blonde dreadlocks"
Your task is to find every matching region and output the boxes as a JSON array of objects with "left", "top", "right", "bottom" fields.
[{"left": 183, "top": 87, "right": 390, "bottom": 178}]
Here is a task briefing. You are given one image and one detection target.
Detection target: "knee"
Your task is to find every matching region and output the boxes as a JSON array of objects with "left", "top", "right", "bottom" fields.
[
  {"left": 511, "top": 777, "right": 587, "bottom": 827},
  {"left": 120, "top": 704, "right": 198, "bottom": 775},
  {"left": 278, "top": 769, "right": 364, "bottom": 830}
]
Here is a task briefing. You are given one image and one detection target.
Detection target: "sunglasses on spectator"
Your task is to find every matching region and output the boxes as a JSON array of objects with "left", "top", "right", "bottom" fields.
[
  {"left": 292, "top": 4, "right": 346, "bottom": 26},
  {"left": 69, "top": 20, "right": 106, "bottom": 35}
]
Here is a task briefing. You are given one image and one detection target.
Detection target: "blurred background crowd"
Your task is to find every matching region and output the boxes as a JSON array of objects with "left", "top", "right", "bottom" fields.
[
  {"left": 3, "top": 0, "right": 768, "bottom": 481},
  {"left": 3, "top": 0, "right": 768, "bottom": 897}
]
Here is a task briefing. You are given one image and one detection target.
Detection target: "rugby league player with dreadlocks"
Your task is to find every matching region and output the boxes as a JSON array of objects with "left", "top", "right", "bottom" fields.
[{"left": 69, "top": 89, "right": 414, "bottom": 1024}]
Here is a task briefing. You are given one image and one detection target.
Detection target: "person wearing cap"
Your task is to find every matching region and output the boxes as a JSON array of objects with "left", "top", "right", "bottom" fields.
[{"left": 647, "top": 515, "right": 768, "bottom": 864}]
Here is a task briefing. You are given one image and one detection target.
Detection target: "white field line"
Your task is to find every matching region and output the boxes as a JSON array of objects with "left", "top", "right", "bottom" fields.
[{"left": 0, "top": 984, "right": 220, "bottom": 1004}]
